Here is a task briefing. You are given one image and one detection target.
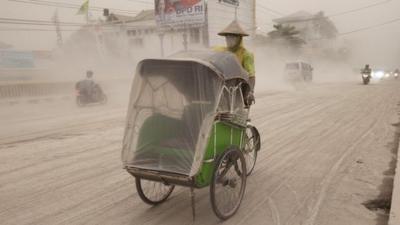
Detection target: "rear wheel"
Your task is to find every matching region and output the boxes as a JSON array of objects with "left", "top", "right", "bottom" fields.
[
  {"left": 100, "top": 94, "right": 107, "bottom": 104},
  {"left": 210, "top": 147, "right": 247, "bottom": 220},
  {"left": 76, "top": 96, "right": 85, "bottom": 107},
  {"left": 135, "top": 178, "right": 175, "bottom": 205}
]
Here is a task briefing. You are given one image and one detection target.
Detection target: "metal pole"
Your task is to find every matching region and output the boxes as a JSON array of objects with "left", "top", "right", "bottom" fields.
[
  {"left": 190, "top": 187, "right": 196, "bottom": 221},
  {"left": 203, "top": 2, "right": 209, "bottom": 48},
  {"left": 253, "top": 0, "right": 256, "bottom": 36},
  {"left": 235, "top": 6, "right": 238, "bottom": 20},
  {"left": 159, "top": 33, "right": 165, "bottom": 57},
  {"left": 183, "top": 24, "right": 188, "bottom": 51},
  {"left": 52, "top": 10, "right": 63, "bottom": 47}
]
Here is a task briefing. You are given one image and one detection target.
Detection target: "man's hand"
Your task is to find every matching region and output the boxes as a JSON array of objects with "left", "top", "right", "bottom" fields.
[{"left": 246, "top": 91, "right": 255, "bottom": 106}]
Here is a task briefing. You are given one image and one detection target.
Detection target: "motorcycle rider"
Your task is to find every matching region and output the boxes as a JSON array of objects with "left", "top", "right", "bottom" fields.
[
  {"left": 214, "top": 20, "right": 255, "bottom": 105},
  {"left": 361, "top": 64, "right": 372, "bottom": 77},
  {"left": 76, "top": 70, "right": 97, "bottom": 101}
]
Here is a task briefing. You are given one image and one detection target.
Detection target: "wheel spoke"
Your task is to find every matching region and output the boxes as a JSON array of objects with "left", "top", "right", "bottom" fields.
[
  {"left": 243, "top": 127, "right": 258, "bottom": 176},
  {"left": 136, "top": 178, "right": 174, "bottom": 205},
  {"left": 211, "top": 148, "right": 246, "bottom": 219}
]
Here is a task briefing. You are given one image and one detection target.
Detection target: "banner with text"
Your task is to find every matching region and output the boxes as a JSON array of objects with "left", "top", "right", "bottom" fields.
[{"left": 155, "top": 0, "right": 205, "bottom": 28}]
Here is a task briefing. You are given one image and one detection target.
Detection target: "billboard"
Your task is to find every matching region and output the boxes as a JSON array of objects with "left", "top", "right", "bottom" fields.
[
  {"left": 218, "top": 0, "right": 239, "bottom": 6},
  {"left": 155, "top": 0, "right": 205, "bottom": 27}
]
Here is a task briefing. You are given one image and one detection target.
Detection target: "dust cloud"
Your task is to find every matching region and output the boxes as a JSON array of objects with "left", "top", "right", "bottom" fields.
[
  {"left": 249, "top": 44, "right": 358, "bottom": 94},
  {"left": 248, "top": 27, "right": 400, "bottom": 93}
]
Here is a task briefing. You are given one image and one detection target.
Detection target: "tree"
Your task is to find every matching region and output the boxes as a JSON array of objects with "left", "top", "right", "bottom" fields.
[
  {"left": 312, "top": 11, "right": 338, "bottom": 39},
  {"left": 267, "top": 24, "right": 306, "bottom": 50}
]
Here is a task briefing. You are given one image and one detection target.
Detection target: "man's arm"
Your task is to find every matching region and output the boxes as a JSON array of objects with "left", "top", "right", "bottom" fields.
[
  {"left": 243, "top": 52, "right": 255, "bottom": 92},
  {"left": 243, "top": 52, "right": 255, "bottom": 105},
  {"left": 243, "top": 52, "right": 255, "bottom": 79}
]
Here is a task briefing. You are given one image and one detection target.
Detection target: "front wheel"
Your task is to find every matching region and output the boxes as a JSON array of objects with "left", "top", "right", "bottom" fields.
[
  {"left": 243, "top": 126, "right": 260, "bottom": 176},
  {"left": 135, "top": 178, "right": 175, "bottom": 205},
  {"left": 210, "top": 147, "right": 247, "bottom": 220}
]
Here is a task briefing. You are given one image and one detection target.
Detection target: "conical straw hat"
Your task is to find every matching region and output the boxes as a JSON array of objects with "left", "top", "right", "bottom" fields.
[{"left": 218, "top": 20, "right": 249, "bottom": 36}]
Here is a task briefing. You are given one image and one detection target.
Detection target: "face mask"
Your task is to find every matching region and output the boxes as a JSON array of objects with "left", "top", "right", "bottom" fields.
[{"left": 225, "top": 35, "right": 241, "bottom": 49}]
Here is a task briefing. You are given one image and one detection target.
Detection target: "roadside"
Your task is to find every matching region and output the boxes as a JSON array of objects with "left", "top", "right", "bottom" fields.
[
  {"left": 0, "top": 94, "right": 72, "bottom": 106},
  {"left": 309, "top": 84, "right": 400, "bottom": 225},
  {"left": 389, "top": 119, "right": 400, "bottom": 225}
]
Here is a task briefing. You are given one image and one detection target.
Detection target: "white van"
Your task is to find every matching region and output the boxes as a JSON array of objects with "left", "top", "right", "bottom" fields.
[{"left": 284, "top": 62, "right": 313, "bottom": 82}]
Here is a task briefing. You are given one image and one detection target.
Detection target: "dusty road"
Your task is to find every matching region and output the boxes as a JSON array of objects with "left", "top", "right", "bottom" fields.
[{"left": 0, "top": 80, "right": 399, "bottom": 225}]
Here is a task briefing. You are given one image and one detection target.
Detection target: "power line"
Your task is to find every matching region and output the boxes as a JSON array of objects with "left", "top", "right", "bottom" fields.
[
  {"left": 127, "top": 0, "right": 154, "bottom": 6},
  {"left": 0, "top": 27, "right": 78, "bottom": 32},
  {"left": 329, "top": 0, "right": 393, "bottom": 17},
  {"left": 0, "top": 17, "right": 164, "bottom": 31},
  {"left": 0, "top": 21, "right": 83, "bottom": 27},
  {"left": 267, "top": 0, "right": 395, "bottom": 24},
  {"left": 338, "top": 17, "right": 400, "bottom": 36},
  {"left": 257, "top": 7, "right": 281, "bottom": 17},
  {"left": 0, "top": 19, "right": 142, "bottom": 31},
  {"left": 0, "top": 14, "right": 165, "bottom": 28},
  {"left": 256, "top": 3, "right": 284, "bottom": 16},
  {"left": 0, "top": 17, "right": 86, "bottom": 26},
  {"left": 31, "top": 0, "right": 140, "bottom": 14},
  {"left": 0, "top": 24, "right": 134, "bottom": 32},
  {"left": 8, "top": 0, "right": 141, "bottom": 15},
  {"left": 306, "top": 16, "right": 400, "bottom": 40}
]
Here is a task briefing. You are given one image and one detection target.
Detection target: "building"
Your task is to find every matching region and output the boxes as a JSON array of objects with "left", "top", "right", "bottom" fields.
[
  {"left": 97, "top": 0, "right": 256, "bottom": 59},
  {"left": 273, "top": 11, "right": 350, "bottom": 60},
  {"left": 273, "top": 11, "right": 338, "bottom": 43}
]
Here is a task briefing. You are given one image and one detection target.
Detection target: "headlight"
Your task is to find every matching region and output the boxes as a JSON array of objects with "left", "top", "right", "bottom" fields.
[
  {"left": 362, "top": 74, "right": 369, "bottom": 78},
  {"left": 374, "top": 71, "right": 384, "bottom": 78}
]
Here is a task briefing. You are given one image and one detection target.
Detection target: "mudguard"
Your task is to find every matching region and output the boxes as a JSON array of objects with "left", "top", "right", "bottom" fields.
[{"left": 247, "top": 123, "right": 261, "bottom": 151}]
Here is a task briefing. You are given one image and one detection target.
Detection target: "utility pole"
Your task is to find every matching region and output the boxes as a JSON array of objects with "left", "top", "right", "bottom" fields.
[
  {"left": 52, "top": 10, "right": 63, "bottom": 47},
  {"left": 253, "top": 0, "right": 256, "bottom": 36},
  {"left": 183, "top": 24, "right": 188, "bottom": 51},
  {"left": 159, "top": 33, "right": 165, "bottom": 57},
  {"left": 203, "top": 3, "right": 209, "bottom": 47},
  {"left": 235, "top": 6, "right": 238, "bottom": 20}
]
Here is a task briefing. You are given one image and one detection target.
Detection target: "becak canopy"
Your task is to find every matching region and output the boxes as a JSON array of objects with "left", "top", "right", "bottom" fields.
[{"left": 122, "top": 51, "right": 249, "bottom": 176}]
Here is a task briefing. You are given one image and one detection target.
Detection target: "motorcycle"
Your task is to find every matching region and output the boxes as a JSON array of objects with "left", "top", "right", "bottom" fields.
[
  {"left": 76, "top": 84, "right": 107, "bottom": 106},
  {"left": 394, "top": 73, "right": 399, "bottom": 79},
  {"left": 362, "top": 73, "right": 370, "bottom": 85}
]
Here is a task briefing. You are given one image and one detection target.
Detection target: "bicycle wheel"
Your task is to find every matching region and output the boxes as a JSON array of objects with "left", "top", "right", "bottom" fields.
[
  {"left": 210, "top": 147, "right": 247, "bottom": 220},
  {"left": 135, "top": 178, "right": 175, "bottom": 205},
  {"left": 76, "top": 96, "right": 85, "bottom": 107},
  {"left": 243, "top": 126, "right": 259, "bottom": 176},
  {"left": 100, "top": 94, "right": 107, "bottom": 104}
]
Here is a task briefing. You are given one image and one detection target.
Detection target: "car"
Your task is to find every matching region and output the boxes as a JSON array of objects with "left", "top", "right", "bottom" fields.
[{"left": 284, "top": 61, "right": 313, "bottom": 83}]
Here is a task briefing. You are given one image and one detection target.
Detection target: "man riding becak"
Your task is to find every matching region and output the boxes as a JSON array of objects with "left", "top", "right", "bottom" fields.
[{"left": 214, "top": 20, "right": 255, "bottom": 105}]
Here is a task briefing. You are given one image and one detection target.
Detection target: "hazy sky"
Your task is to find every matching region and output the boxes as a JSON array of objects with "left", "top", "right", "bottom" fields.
[{"left": 1, "top": 0, "right": 400, "bottom": 66}]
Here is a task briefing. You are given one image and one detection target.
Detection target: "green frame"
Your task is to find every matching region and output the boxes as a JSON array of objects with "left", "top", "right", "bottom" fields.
[{"left": 194, "top": 121, "right": 245, "bottom": 188}]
